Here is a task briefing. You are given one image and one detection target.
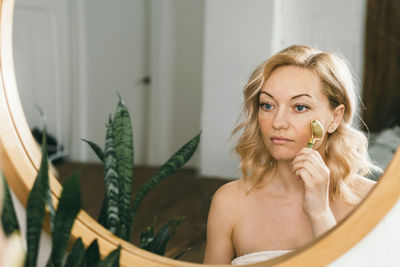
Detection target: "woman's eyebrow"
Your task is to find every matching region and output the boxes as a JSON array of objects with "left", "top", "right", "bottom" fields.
[
  {"left": 259, "top": 91, "right": 312, "bottom": 100},
  {"left": 259, "top": 91, "right": 274, "bottom": 98},
  {"left": 291, "top": 93, "right": 312, "bottom": 100}
]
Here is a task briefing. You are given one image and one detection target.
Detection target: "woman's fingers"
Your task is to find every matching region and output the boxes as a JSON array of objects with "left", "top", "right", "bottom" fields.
[
  {"left": 292, "top": 160, "right": 317, "bottom": 176},
  {"left": 294, "top": 167, "right": 312, "bottom": 183},
  {"left": 292, "top": 148, "right": 330, "bottom": 186},
  {"left": 293, "top": 149, "right": 332, "bottom": 221},
  {"left": 293, "top": 148, "right": 324, "bottom": 166},
  {"left": 293, "top": 160, "right": 320, "bottom": 185}
]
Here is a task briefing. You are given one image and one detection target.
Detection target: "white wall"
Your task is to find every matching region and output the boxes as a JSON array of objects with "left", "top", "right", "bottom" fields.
[
  {"left": 147, "top": 0, "right": 204, "bottom": 168},
  {"left": 13, "top": 0, "right": 71, "bottom": 161},
  {"left": 272, "top": 0, "right": 366, "bottom": 86},
  {"left": 200, "top": 0, "right": 367, "bottom": 179},
  {"left": 70, "top": 0, "right": 204, "bottom": 167},
  {"left": 14, "top": 0, "right": 205, "bottom": 168},
  {"left": 199, "top": 0, "right": 275, "bottom": 179},
  {"left": 70, "top": 0, "right": 205, "bottom": 167},
  {"left": 329, "top": 198, "right": 400, "bottom": 266},
  {"left": 169, "top": 0, "right": 204, "bottom": 167},
  {"left": 83, "top": 0, "right": 149, "bottom": 164}
]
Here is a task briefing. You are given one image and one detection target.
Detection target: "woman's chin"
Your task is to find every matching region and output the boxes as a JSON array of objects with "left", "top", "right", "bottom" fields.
[
  {"left": 268, "top": 147, "right": 299, "bottom": 161},
  {"left": 270, "top": 152, "right": 296, "bottom": 161}
]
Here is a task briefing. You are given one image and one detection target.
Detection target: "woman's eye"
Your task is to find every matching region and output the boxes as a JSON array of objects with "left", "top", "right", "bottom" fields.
[
  {"left": 294, "top": 104, "right": 309, "bottom": 112},
  {"left": 260, "top": 103, "right": 273, "bottom": 110}
]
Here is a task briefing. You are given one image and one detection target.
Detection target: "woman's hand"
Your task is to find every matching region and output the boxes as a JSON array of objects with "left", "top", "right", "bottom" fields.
[{"left": 291, "top": 148, "right": 336, "bottom": 237}]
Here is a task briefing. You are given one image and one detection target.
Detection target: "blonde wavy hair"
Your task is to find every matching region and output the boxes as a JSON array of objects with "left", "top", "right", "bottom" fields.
[{"left": 232, "top": 45, "right": 375, "bottom": 205}]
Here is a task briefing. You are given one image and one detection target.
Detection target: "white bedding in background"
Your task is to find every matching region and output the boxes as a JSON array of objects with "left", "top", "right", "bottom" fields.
[{"left": 368, "top": 125, "right": 400, "bottom": 178}]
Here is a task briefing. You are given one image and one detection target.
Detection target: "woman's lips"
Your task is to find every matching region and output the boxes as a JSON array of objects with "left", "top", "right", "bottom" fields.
[{"left": 270, "top": 136, "right": 294, "bottom": 144}]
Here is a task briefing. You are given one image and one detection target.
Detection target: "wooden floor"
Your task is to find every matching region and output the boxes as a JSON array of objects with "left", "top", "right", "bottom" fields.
[{"left": 56, "top": 162, "right": 230, "bottom": 263}]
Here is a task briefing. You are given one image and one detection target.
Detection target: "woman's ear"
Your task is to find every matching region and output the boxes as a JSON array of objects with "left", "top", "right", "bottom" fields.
[{"left": 328, "top": 104, "right": 345, "bottom": 133}]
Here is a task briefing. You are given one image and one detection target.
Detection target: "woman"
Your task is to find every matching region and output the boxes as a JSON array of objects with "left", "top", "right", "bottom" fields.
[{"left": 203, "top": 45, "right": 377, "bottom": 265}]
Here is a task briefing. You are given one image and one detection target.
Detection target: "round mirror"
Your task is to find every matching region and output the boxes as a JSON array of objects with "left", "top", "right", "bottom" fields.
[{"left": 1, "top": 0, "right": 400, "bottom": 266}]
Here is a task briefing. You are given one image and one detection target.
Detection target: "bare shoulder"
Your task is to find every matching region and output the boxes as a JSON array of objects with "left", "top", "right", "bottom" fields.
[
  {"left": 212, "top": 179, "right": 245, "bottom": 207},
  {"left": 204, "top": 180, "right": 243, "bottom": 264},
  {"left": 206, "top": 180, "right": 245, "bottom": 243},
  {"left": 333, "top": 176, "right": 377, "bottom": 221},
  {"left": 214, "top": 179, "right": 243, "bottom": 196},
  {"left": 351, "top": 175, "right": 377, "bottom": 199}
]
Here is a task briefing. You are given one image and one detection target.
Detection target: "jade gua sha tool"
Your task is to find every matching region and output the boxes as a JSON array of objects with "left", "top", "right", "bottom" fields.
[{"left": 306, "top": 120, "right": 324, "bottom": 148}]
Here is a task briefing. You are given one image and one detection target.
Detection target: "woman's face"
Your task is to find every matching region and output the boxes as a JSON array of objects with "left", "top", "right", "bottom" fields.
[{"left": 258, "top": 65, "right": 340, "bottom": 161}]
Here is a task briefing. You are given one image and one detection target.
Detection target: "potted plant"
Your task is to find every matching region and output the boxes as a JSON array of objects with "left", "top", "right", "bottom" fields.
[
  {"left": 1, "top": 129, "right": 121, "bottom": 267},
  {"left": 82, "top": 94, "right": 200, "bottom": 257}
]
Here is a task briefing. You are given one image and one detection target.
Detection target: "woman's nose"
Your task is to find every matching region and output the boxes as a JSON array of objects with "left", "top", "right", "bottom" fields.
[{"left": 272, "top": 108, "right": 289, "bottom": 129}]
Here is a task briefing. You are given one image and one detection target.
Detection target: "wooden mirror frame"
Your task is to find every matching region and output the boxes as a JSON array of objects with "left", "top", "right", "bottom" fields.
[{"left": 1, "top": 0, "right": 399, "bottom": 266}]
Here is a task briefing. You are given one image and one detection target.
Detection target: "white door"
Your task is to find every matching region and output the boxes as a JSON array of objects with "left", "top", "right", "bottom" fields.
[
  {"left": 13, "top": 0, "right": 71, "bottom": 161},
  {"left": 13, "top": 0, "right": 149, "bottom": 164}
]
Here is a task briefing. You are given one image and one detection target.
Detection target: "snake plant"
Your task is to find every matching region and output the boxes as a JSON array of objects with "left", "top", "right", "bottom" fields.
[
  {"left": 82, "top": 94, "right": 200, "bottom": 256},
  {"left": 1, "top": 129, "right": 120, "bottom": 267}
]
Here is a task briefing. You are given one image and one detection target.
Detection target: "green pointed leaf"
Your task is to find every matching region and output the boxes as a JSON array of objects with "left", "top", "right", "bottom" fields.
[
  {"left": 84, "top": 239, "right": 100, "bottom": 267},
  {"left": 81, "top": 138, "right": 104, "bottom": 163},
  {"left": 104, "top": 118, "right": 120, "bottom": 235},
  {"left": 128, "top": 132, "right": 200, "bottom": 234},
  {"left": 99, "top": 246, "right": 121, "bottom": 267},
  {"left": 1, "top": 177, "right": 20, "bottom": 236},
  {"left": 25, "top": 129, "right": 50, "bottom": 267},
  {"left": 173, "top": 247, "right": 193, "bottom": 260},
  {"left": 139, "top": 216, "right": 157, "bottom": 249},
  {"left": 142, "top": 217, "right": 185, "bottom": 256},
  {"left": 50, "top": 172, "right": 82, "bottom": 267},
  {"left": 149, "top": 225, "right": 170, "bottom": 255},
  {"left": 97, "top": 193, "right": 108, "bottom": 228},
  {"left": 46, "top": 184, "right": 55, "bottom": 233},
  {"left": 63, "top": 238, "right": 85, "bottom": 267},
  {"left": 139, "top": 226, "right": 154, "bottom": 249},
  {"left": 112, "top": 96, "right": 134, "bottom": 240}
]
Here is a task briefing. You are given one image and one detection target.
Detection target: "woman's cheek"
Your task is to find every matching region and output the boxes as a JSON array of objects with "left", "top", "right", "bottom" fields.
[{"left": 292, "top": 119, "right": 311, "bottom": 140}]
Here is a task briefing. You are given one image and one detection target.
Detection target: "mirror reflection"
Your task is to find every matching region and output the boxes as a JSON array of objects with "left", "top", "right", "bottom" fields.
[{"left": 12, "top": 0, "right": 399, "bottom": 264}]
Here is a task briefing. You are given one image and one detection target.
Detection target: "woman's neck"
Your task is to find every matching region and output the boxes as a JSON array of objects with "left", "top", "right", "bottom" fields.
[{"left": 266, "top": 160, "right": 304, "bottom": 196}]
